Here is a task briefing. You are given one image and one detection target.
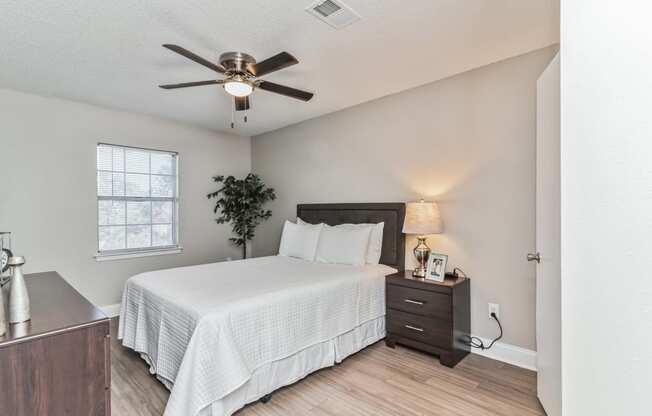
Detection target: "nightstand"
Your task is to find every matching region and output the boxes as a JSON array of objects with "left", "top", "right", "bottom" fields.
[{"left": 385, "top": 270, "right": 471, "bottom": 367}]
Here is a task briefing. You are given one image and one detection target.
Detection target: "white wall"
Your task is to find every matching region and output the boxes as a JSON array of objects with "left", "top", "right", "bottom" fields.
[
  {"left": 0, "top": 89, "right": 251, "bottom": 307},
  {"left": 561, "top": 2, "right": 652, "bottom": 414},
  {"left": 252, "top": 46, "right": 557, "bottom": 350}
]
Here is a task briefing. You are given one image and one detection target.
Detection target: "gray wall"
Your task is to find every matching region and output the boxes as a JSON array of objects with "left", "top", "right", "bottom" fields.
[
  {"left": 0, "top": 88, "right": 251, "bottom": 307},
  {"left": 252, "top": 46, "right": 557, "bottom": 350}
]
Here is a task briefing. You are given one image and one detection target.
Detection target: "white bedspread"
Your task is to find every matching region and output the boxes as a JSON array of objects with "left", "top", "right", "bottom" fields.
[{"left": 118, "top": 255, "right": 395, "bottom": 416}]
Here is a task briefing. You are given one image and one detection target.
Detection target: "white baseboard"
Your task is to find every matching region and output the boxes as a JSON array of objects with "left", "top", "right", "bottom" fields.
[
  {"left": 100, "top": 303, "right": 121, "bottom": 318},
  {"left": 97, "top": 303, "right": 537, "bottom": 371},
  {"left": 470, "top": 335, "right": 537, "bottom": 371}
]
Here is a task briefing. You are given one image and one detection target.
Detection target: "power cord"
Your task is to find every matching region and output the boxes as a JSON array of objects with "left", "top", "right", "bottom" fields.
[
  {"left": 450, "top": 267, "right": 503, "bottom": 350},
  {"left": 461, "top": 312, "right": 503, "bottom": 350},
  {"left": 452, "top": 267, "right": 468, "bottom": 278}
]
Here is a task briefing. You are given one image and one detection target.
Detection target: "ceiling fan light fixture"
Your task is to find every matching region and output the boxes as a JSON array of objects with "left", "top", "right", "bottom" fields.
[{"left": 224, "top": 79, "right": 253, "bottom": 97}]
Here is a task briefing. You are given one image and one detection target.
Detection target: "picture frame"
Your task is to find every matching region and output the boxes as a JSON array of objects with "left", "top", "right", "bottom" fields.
[{"left": 426, "top": 253, "right": 448, "bottom": 282}]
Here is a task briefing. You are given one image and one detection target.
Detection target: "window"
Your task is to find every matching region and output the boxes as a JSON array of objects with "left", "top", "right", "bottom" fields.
[{"left": 96, "top": 143, "right": 179, "bottom": 258}]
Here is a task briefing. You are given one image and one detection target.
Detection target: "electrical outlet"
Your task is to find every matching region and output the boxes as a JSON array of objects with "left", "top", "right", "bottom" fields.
[{"left": 488, "top": 303, "right": 500, "bottom": 320}]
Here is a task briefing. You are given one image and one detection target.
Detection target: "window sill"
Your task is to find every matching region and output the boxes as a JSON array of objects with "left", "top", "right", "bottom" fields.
[{"left": 94, "top": 247, "right": 183, "bottom": 262}]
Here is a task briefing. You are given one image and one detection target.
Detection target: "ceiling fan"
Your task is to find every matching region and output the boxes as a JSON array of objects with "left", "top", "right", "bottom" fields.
[{"left": 159, "top": 44, "right": 314, "bottom": 127}]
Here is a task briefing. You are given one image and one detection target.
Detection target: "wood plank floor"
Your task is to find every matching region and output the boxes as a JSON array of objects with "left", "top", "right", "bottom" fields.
[{"left": 110, "top": 319, "right": 545, "bottom": 416}]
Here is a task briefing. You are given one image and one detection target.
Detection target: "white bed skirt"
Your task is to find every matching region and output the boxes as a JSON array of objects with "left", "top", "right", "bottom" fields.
[{"left": 140, "top": 316, "right": 385, "bottom": 416}]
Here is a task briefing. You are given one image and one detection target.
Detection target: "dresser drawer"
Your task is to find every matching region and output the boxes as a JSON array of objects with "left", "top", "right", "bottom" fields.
[
  {"left": 387, "top": 284, "right": 452, "bottom": 319},
  {"left": 387, "top": 309, "right": 452, "bottom": 350}
]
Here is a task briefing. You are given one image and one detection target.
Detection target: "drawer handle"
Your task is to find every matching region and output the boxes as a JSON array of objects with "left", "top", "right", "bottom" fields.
[
  {"left": 404, "top": 298, "right": 425, "bottom": 306},
  {"left": 405, "top": 324, "right": 424, "bottom": 332}
]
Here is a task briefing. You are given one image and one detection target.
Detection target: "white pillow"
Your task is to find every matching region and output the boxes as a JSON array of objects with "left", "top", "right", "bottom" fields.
[
  {"left": 315, "top": 224, "right": 372, "bottom": 266},
  {"left": 362, "top": 222, "right": 384, "bottom": 264},
  {"left": 278, "top": 220, "right": 323, "bottom": 261},
  {"left": 298, "top": 218, "right": 384, "bottom": 264}
]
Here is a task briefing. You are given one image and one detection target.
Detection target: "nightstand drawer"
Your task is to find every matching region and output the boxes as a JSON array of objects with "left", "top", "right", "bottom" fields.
[
  {"left": 387, "top": 284, "right": 452, "bottom": 319},
  {"left": 387, "top": 309, "right": 451, "bottom": 350}
]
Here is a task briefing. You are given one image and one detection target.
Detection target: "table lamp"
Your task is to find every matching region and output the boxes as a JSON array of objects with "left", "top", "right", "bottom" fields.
[{"left": 403, "top": 200, "right": 443, "bottom": 277}]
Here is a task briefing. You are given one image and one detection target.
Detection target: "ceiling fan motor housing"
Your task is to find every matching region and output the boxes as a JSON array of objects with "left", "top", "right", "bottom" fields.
[{"left": 219, "top": 52, "right": 256, "bottom": 76}]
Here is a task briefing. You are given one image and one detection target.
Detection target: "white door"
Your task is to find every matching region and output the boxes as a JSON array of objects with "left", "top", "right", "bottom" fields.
[{"left": 534, "top": 53, "right": 561, "bottom": 416}]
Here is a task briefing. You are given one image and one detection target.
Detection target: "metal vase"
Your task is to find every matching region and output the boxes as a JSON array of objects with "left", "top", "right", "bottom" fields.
[{"left": 8, "top": 257, "right": 30, "bottom": 324}]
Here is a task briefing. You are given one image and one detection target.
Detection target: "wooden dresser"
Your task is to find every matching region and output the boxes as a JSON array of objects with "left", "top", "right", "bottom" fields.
[
  {"left": 385, "top": 270, "right": 471, "bottom": 367},
  {"left": 0, "top": 271, "right": 111, "bottom": 416}
]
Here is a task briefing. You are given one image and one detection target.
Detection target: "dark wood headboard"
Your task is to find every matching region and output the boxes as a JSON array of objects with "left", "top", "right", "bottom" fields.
[{"left": 297, "top": 203, "right": 406, "bottom": 270}]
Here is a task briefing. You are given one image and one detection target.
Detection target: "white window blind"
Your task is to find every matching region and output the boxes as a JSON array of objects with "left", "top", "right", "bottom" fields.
[{"left": 96, "top": 143, "right": 179, "bottom": 256}]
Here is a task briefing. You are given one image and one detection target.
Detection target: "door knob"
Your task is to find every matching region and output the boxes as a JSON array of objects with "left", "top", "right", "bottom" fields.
[{"left": 527, "top": 252, "right": 541, "bottom": 263}]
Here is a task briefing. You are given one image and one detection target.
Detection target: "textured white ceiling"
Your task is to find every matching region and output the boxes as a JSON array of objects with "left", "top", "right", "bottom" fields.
[{"left": 0, "top": 0, "right": 558, "bottom": 136}]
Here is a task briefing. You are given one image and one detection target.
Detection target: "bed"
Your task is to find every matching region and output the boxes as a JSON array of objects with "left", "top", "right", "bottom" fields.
[{"left": 118, "top": 203, "right": 405, "bottom": 416}]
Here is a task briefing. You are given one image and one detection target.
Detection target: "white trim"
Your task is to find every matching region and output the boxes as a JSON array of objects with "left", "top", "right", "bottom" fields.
[
  {"left": 100, "top": 303, "right": 121, "bottom": 317},
  {"left": 470, "top": 334, "right": 537, "bottom": 371},
  {"left": 94, "top": 246, "right": 183, "bottom": 262}
]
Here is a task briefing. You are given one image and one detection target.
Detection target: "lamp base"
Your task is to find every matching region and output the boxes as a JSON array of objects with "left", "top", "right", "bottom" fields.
[
  {"left": 412, "top": 267, "right": 427, "bottom": 278},
  {"left": 412, "top": 237, "right": 431, "bottom": 278}
]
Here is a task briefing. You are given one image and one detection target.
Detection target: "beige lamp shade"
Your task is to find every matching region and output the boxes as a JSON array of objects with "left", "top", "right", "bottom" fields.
[{"left": 402, "top": 200, "right": 443, "bottom": 235}]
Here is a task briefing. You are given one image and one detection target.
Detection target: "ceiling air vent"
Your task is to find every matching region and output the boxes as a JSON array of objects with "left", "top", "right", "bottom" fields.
[{"left": 306, "top": 0, "right": 361, "bottom": 29}]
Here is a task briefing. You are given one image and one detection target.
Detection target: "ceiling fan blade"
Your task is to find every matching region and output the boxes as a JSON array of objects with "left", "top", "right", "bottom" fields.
[
  {"left": 159, "top": 80, "right": 222, "bottom": 89},
  {"left": 234, "top": 96, "right": 250, "bottom": 111},
  {"left": 162, "top": 44, "right": 225, "bottom": 73},
  {"left": 257, "top": 81, "right": 314, "bottom": 101},
  {"left": 249, "top": 52, "right": 298, "bottom": 77}
]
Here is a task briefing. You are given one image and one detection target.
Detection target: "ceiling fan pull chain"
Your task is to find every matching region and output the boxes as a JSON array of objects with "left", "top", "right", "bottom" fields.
[
  {"left": 245, "top": 95, "right": 249, "bottom": 122},
  {"left": 232, "top": 97, "right": 235, "bottom": 128}
]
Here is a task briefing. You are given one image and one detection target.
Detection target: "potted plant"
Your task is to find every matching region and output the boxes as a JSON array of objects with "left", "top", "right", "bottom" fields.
[{"left": 207, "top": 173, "right": 276, "bottom": 259}]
